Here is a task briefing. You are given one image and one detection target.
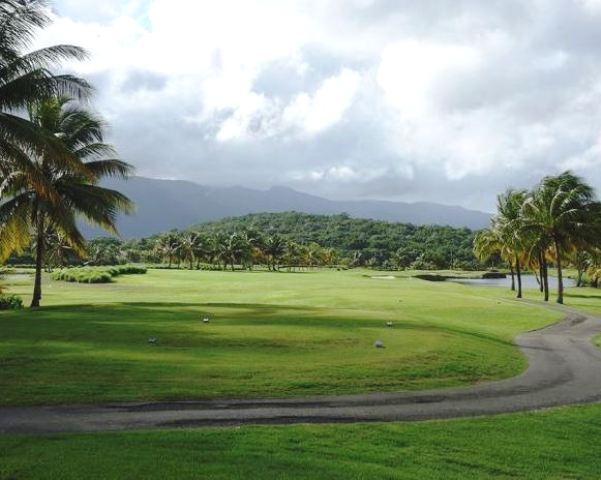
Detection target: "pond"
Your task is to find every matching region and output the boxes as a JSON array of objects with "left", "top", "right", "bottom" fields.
[{"left": 449, "top": 274, "right": 577, "bottom": 289}]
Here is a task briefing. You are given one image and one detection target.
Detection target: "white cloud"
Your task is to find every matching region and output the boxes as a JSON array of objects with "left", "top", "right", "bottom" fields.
[
  {"left": 35, "top": 0, "right": 601, "bottom": 209},
  {"left": 377, "top": 40, "right": 481, "bottom": 117},
  {"left": 283, "top": 68, "right": 361, "bottom": 134}
]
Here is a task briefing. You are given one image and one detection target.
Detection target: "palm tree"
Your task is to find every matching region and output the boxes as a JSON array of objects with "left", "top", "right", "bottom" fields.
[
  {"left": 495, "top": 189, "right": 527, "bottom": 298},
  {"left": 572, "top": 250, "right": 593, "bottom": 288},
  {"left": 178, "top": 233, "right": 198, "bottom": 270},
  {"left": 474, "top": 228, "right": 503, "bottom": 267},
  {"left": 0, "top": 96, "right": 133, "bottom": 307},
  {"left": 192, "top": 233, "right": 208, "bottom": 269},
  {"left": 522, "top": 171, "right": 601, "bottom": 304},
  {"left": 521, "top": 231, "right": 550, "bottom": 299},
  {"left": 43, "top": 229, "right": 72, "bottom": 269},
  {"left": 264, "top": 234, "right": 286, "bottom": 271},
  {"left": 0, "top": 1, "right": 91, "bottom": 230},
  {"left": 156, "top": 234, "right": 180, "bottom": 268}
]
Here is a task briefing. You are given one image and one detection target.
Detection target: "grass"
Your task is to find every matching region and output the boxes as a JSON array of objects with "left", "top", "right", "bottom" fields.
[
  {"left": 0, "top": 268, "right": 561, "bottom": 406},
  {"left": 2, "top": 403, "right": 601, "bottom": 479},
  {"left": 1, "top": 268, "right": 600, "bottom": 479}
]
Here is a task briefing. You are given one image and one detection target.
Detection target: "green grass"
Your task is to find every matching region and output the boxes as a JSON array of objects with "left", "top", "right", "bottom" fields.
[
  {"left": 0, "top": 269, "right": 561, "bottom": 406},
  {"left": 2, "top": 403, "right": 601, "bottom": 479}
]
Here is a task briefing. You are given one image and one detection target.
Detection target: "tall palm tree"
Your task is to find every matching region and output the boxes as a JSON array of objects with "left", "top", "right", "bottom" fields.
[
  {"left": 0, "top": 1, "right": 91, "bottom": 205},
  {"left": 522, "top": 171, "right": 601, "bottom": 304},
  {"left": 495, "top": 189, "right": 527, "bottom": 298},
  {"left": 0, "top": 96, "right": 133, "bottom": 307},
  {"left": 520, "top": 230, "right": 550, "bottom": 300}
]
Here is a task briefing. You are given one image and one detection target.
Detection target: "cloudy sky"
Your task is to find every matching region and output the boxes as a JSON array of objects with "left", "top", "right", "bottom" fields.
[{"left": 38, "top": 0, "right": 601, "bottom": 211}]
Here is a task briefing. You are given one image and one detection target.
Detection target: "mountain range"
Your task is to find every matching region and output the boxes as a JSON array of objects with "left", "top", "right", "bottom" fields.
[{"left": 81, "top": 176, "right": 491, "bottom": 238}]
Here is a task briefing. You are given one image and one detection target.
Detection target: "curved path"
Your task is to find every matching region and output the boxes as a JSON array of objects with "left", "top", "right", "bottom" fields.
[{"left": 2, "top": 303, "right": 601, "bottom": 434}]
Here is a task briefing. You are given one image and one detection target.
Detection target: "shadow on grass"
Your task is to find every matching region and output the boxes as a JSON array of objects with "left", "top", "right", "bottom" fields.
[
  {"left": 0, "top": 301, "right": 516, "bottom": 348},
  {"left": 566, "top": 293, "right": 601, "bottom": 300}
]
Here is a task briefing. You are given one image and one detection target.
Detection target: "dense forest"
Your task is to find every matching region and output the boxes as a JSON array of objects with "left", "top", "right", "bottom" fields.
[
  {"left": 188, "top": 212, "right": 481, "bottom": 269},
  {"left": 9, "top": 212, "right": 485, "bottom": 270}
]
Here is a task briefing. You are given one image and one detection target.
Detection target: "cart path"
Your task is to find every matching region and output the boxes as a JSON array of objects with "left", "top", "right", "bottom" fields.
[{"left": 2, "top": 303, "right": 601, "bottom": 434}]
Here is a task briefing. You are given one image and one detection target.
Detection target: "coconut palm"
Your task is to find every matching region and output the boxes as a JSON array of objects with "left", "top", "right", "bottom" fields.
[
  {"left": 0, "top": 96, "right": 133, "bottom": 307},
  {"left": 178, "top": 233, "right": 198, "bottom": 270},
  {"left": 156, "top": 234, "right": 180, "bottom": 268},
  {"left": 43, "top": 229, "right": 72, "bottom": 269},
  {"left": 0, "top": 0, "right": 91, "bottom": 215},
  {"left": 521, "top": 231, "right": 550, "bottom": 300},
  {"left": 264, "top": 234, "right": 286, "bottom": 271},
  {"left": 495, "top": 189, "right": 527, "bottom": 298},
  {"left": 474, "top": 228, "right": 501, "bottom": 261},
  {"left": 522, "top": 171, "right": 601, "bottom": 304},
  {"left": 473, "top": 227, "right": 519, "bottom": 290}
]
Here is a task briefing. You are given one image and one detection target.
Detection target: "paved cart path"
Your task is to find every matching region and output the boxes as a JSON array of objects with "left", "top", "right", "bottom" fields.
[{"left": 2, "top": 303, "right": 601, "bottom": 434}]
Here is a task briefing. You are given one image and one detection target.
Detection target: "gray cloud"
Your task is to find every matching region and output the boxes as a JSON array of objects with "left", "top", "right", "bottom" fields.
[{"left": 53, "top": 0, "right": 601, "bottom": 211}]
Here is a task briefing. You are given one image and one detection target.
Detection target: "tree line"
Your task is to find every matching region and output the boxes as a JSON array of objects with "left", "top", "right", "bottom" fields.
[
  {"left": 474, "top": 171, "right": 601, "bottom": 304},
  {"left": 37, "top": 212, "right": 480, "bottom": 271},
  {"left": 28, "top": 231, "right": 339, "bottom": 271}
]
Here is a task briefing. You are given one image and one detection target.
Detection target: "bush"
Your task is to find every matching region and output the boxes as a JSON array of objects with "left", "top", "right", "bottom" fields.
[
  {"left": 0, "top": 294, "right": 23, "bottom": 310},
  {"left": 482, "top": 271, "right": 506, "bottom": 279},
  {"left": 414, "top": 274, "right": 448, "bottom": 282},
  {"left": 115, "top": 265, "right": 147, "bottom": 275},
  {"left": 51, "top": 265, "right": 146, "bottom": 284}
]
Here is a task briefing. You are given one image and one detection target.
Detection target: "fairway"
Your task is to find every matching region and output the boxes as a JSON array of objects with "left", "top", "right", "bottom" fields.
[
  {"left": 0, "top": 269, "right": 560, "bottom": 406},
  {"left": 2, "top": 403, "right": 601, "bottom": 480}
]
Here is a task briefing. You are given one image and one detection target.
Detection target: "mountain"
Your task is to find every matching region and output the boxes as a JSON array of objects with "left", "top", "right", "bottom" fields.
[{"left": 81, "top": 176, "right": 491, "bottom": 238}]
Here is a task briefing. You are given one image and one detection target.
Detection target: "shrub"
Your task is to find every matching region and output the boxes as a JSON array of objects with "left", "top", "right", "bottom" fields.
[
  {"left": 51, "top": 265, "right": 146, "bottom": 284},
  {"left": 0, "top": 294, "right": 23, "bottom": 310},
  {"left": 414, "top": 274, "right": 448, "bottom": 282},
  {"left": 482, "top": 271, "right": 506, "bottom": 279},
  {"left": 115, "top": 265, "right": 147, "bottom": 275}
]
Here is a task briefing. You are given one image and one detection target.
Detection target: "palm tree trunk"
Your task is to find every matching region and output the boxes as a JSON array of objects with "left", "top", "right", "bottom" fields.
[
  {"left": 542, "top": 255, "right": 549, "bottom": 302},
  {"left": 555, "top": 241, "right": 564, "bottom": 304},
  {"left": 509, "top": 264, "right": 515, "bottom": 291},
  {"left": 538, "top": 253, "right": 544, "bottom": 293},
  {"left": 31, "top": 215, "right": 45, "bottom": 308},
  {"left": 515, "top": 256, "right": 522, "bottom": 299}
]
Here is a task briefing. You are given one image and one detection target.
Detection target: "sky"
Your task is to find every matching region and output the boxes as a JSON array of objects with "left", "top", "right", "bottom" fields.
[{"left": 37, "top": 0, "right": 601, "bottom": 211}]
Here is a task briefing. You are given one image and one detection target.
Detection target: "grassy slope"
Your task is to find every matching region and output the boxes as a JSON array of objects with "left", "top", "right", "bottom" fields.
[
  {"left": 2, "top": 404, "right": 601, "bottom": 479},
  {"left": 0, "top": 269, "right": 560, "bottom": 405},
  {"left": 556, "top": 284, "right": 601, "bottom": 347}
]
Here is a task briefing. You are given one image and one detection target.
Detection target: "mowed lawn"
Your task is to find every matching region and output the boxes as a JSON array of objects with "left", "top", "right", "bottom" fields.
[
  {"left": 0, "top": 269, "right": 561, "bottom": 405},
  {"left": 2, "top": 404, "right": 601, "bottom": 479}
]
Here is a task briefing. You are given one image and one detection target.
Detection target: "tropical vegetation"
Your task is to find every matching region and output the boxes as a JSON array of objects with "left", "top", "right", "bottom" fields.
[
  {"left": 51, "top": 264, "right": 146, "bottom": 284},
  {"left": 9, "top": 212, "right": 479, "bottom": 271},
  {"left": 475, "top": 171, "right": 601, "bottom": 303},
  {"left": 0, "top": 1, "right": 133, "bottom": 307}
]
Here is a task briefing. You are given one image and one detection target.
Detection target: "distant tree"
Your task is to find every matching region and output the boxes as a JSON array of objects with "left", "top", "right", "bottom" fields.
[
  {"left": 156, "top": 234, "right": 180, "bottom": 268},
  {"left": 178, "top": 233, "right": 198, "bottom": 270},
  {"left": 264, "top": 234, "right": 286, "bottom": 270}
]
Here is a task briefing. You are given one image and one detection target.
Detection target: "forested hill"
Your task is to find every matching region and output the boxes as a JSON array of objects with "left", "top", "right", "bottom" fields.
[
  {"left": 191, "top": 212, "right": 479, "bottom": 269},
  {"left": 81, "top": 177, "right": 490, "bottom": 238}
]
